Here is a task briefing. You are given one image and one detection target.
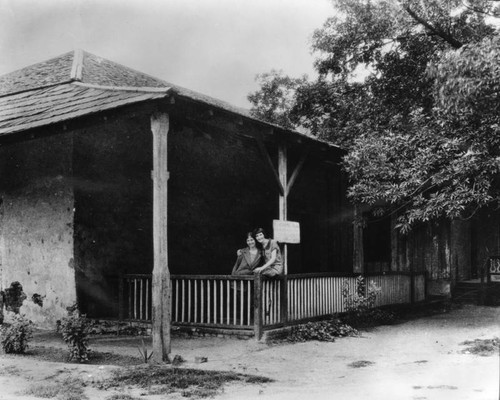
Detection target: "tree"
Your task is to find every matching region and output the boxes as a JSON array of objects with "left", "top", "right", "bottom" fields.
[
  {"left": 247, "top": 70, "right": 307, "bottom": 130},
  {"left": 248, "top": 0, "right": 500, "bottom": 231}
]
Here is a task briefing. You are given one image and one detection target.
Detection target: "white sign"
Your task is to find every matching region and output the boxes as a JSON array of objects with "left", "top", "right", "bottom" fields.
[{"left": 273, "top": 220, "right": 300, "bottom": 244}]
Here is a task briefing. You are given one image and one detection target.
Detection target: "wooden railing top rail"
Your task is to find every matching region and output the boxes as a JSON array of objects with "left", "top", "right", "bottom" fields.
[
  {"left": 170, "top": 274, "right": 254, "bottom": 280},
  {"left": 365, "top": 271, "right": 426, "bottom": 277},
  {"left": 122, "top": 273, "right": 152, "bottom": 279},
  {"left": 123, "top": 271, "right": 426, "bottom": 280}
]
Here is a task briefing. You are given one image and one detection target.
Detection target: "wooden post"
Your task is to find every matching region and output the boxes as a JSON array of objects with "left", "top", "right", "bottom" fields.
[
  {"left": 254, "top": 274, "right": 263, "bottom": 340},
  {"left": 280, "top": 276, "right": 288, "bottom": 325},
  {"left": 118, "top": 273, "right": 124, "bottom": 320},
  {"left": 353, "top": 205, "right": 364, "bottom": 274},
  {"left": 410, "top": 271, "right": 415, "bottom": 304},
  {"left": 278, "top": 143, "right": 288, "bottom": 274},
  {"left": 151, "top": 112, "right": 171, "bottom": 363}
]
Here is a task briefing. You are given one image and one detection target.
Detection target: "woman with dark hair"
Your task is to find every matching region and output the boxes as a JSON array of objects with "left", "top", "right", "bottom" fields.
[
  {"left": 252, "top": 228, "right": 283, "bottom": 277},
  {"left": 231, "top": 232, "right": 263, "bottom": 275}
]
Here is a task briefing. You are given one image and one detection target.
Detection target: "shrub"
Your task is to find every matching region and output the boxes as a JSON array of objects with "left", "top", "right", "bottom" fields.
[
  {"left": 342, "top": 276, "right": 394, "bottom": 327},
  {"left": 59, "top": 308, "right": 92, "bottom": 362},
  {"left": 287, "top": 318, "right": 358, "bottom": 342},
  {"left": 0, "top": 314, "right": 33, "bottom": 354}
]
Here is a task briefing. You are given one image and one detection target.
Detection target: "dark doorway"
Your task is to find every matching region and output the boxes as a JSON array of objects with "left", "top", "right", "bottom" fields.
[{"left": 363, "top": 213, "right": 391, "bottom": 273}]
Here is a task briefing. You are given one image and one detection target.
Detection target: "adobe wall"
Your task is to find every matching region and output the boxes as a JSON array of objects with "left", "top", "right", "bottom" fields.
[{"left": 0, "top": 133, "right": 75, "bottom": 327}]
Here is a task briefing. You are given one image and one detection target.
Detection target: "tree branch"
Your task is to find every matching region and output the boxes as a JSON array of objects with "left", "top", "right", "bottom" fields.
[
  {"left": 462, "top": 0, "right": 500, "bottom": 18},
  {"left": 400, "top": 4, "right": 463, "bottom": 49}
]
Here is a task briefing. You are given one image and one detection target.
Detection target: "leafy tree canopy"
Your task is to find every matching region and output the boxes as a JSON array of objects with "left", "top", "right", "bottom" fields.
[{"left": 248, "top": 0, "right": 500, "bottom": 231}]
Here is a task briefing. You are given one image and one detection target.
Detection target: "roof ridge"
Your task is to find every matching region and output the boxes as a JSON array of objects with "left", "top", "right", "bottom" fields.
[
  {"left": 70, "top": 49, "right": 83, "bottom": 81},
  {"left": 72, "top": 81, "right": 171, "bottom": 93}
]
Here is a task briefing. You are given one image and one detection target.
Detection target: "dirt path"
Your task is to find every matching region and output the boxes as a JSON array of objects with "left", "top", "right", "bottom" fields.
[{"left": 0, "top": 304, "right": 499, "bottom": 400}]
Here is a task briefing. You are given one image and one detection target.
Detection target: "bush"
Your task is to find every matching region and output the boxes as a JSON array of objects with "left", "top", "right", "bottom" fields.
[
  {"left": 342, "top": 276, "right": 395, "bottom": 327},
  {"left": 286, "top": 318, "right": 358, "bottom": 342},
  {"left": 59, "top": 308, "right": 92, "bottom": 362},
  {"left": 0, "top": 314, "right": 33, "bottom": 354}
]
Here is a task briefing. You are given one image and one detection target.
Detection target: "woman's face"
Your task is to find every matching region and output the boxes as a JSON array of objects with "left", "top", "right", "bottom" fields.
[
  {"left": 255, "top": 232, "right": 265, "bottom": 243},
  {"left": 246, "top": 236, "right": 256, "bottom": 248}
]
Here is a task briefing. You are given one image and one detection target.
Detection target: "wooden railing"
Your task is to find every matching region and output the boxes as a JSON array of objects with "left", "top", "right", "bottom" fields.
[
  {"left": 119, "top": 271, "right": 427, "bottom": 338},
  {"left": 287, "top": 274, "right": 357, "bottom": 322},
  {"left": 171, "top": 275, "right": 254, "bottom": 328},
  {"left": 487, "top": 257, "right": 500, "bottom": 282}
]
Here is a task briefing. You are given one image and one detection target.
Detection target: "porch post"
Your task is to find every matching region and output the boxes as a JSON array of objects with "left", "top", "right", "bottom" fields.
[
  {"left": 278, "top": 143, "right": 288, "bottom": 274},
  {"left": 353, "top": 205, "right": 364, "bottom": 274},
  {"left": 254, "top": 274, "right": 263, "bottom": 340},
  {"left": 151, "top": 112, "right": 171, "bottom": 362}
]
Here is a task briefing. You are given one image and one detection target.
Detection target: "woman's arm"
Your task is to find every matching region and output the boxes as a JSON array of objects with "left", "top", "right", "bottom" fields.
[
  {"left": 232, "top": 254, "right": 243, "bottom": 274},
  {"left": 254, "top": 249, "right": 276, "bottom": 274}
]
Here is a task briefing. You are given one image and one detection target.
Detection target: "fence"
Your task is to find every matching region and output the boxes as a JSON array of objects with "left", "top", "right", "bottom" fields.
[{"left": 119, "top": 271, "right": 427, "bottom": 338}]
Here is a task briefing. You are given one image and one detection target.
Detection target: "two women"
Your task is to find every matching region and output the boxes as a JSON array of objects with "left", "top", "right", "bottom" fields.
[
  {"left": 231, "top": 228, "right": 283, "bottom": 277},
  {"left": 231, "top": 232, "right": 263, "bottom": 275}
]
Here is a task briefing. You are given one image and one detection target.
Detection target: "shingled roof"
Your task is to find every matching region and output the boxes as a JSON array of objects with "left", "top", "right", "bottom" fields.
[
  {"left": 0, "top": 50, "right": 340, "bottom": 149},
  {"left": 0, "top": 50, "right": 172, "bottom": 136}
]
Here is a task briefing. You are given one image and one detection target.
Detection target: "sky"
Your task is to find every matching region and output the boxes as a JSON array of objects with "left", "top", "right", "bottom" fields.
[{"left": 0, "top": 0, "right": 334, "bottom": 108}]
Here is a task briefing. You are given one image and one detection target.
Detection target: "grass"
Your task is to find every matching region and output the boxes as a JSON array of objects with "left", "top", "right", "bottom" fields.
[
  {"left": 96, "top": 364, "right": 273, "bottom": 398},
  {"left": 10, "top": 346, "right": 142, "bottom": 366},
  {"left": 0, "top": 365, "right": 23, "bottom": 376},
  {"left": 460, "top": 337, "right": 499, "bottom": 356},
  {"left": 106, "top": 395, "right": 140, "bottom": 400},
  {"left": 22, "top": 377, "right": 88, "bottom": 400}
]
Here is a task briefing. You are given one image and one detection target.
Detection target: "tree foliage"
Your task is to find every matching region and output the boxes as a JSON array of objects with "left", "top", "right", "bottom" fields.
[{"left": 248, "top": 0, "right": 500, "bottom": 231}]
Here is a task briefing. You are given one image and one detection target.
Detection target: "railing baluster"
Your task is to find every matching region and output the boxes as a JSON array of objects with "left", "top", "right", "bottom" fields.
[
  {"left": 174, "top": 279, "right": 179, "bottom": 322},
  {"left": 220, "top": 280, "right": 223, "bottom": 325},
  {"left": 239, "top": 280, "right": 244, "bottom": 325},
  {"left": 146, "top": 278, "right": 150, "bottom": 320},
  {"left": 266, "top": 281, "right": 270, "bottom": 325},
  {"left": 226, "top": 280, "right": 230, "bottom": 325},
  {"left": 207, "top": 280, "right": 211, "bottom": 324},
  {"left": 181, "top": 280, "right": 185, "bottom": 322},
  {"left": 299, "top": 279, "right": 302, "bottom": 319},
  {"left": 201, "top": 280, "right": 205, "bottom": 324},
  {"left": 193, "top": 279, "right": 198, "bottom": 322},
  {"left": 277, "top": 280, "right": 281, "bottom": 323},
  {"left": 247, "top": 280, "right": 251, "bottom": 326},
  {"left": 308, "top": 278, "right": 312, "bottom": 318},
  {"left": 213, "top": 280, "right": 217, "bottom": 324},
  {"left": 233, "top": 279, "right": 237, "bottom": 325},
  {"left": 139, "top": 279, "right": 143, "bottom": 320},
  {"left": 133, "top": 279, "right": 137, "bottom": 320},
  {"left": 188, "top": 280, "right": 192, "bottom": 322}
]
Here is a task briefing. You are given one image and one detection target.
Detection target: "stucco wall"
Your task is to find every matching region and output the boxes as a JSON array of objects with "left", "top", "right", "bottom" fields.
[{"left": 0, "top": 133, "right": 75, "bottom": 327}]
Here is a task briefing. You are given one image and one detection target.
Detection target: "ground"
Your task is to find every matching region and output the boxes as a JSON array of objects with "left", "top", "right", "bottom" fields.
[{"left": 0, "top": 304, "right": 498, "bottom": 400}]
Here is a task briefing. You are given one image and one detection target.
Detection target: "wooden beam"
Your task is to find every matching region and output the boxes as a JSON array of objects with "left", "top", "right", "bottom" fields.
[
  {"left": 286, "top": 147, "right": 310, "bottom": 197},
  {"left": 353, "top": 205, "right": 364, "bottom": 274},
  {"left": 151, "top": 112, "right": 171, "bottom": 363},
  {"left": 278, "top": 143, "right": 288, "bottom": 274},
  {"left": 255, "top": 134, "right": 285, "bottom": 196},
  {"left": 278, "top": 143, "right": 287, "bottom": 220}
]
